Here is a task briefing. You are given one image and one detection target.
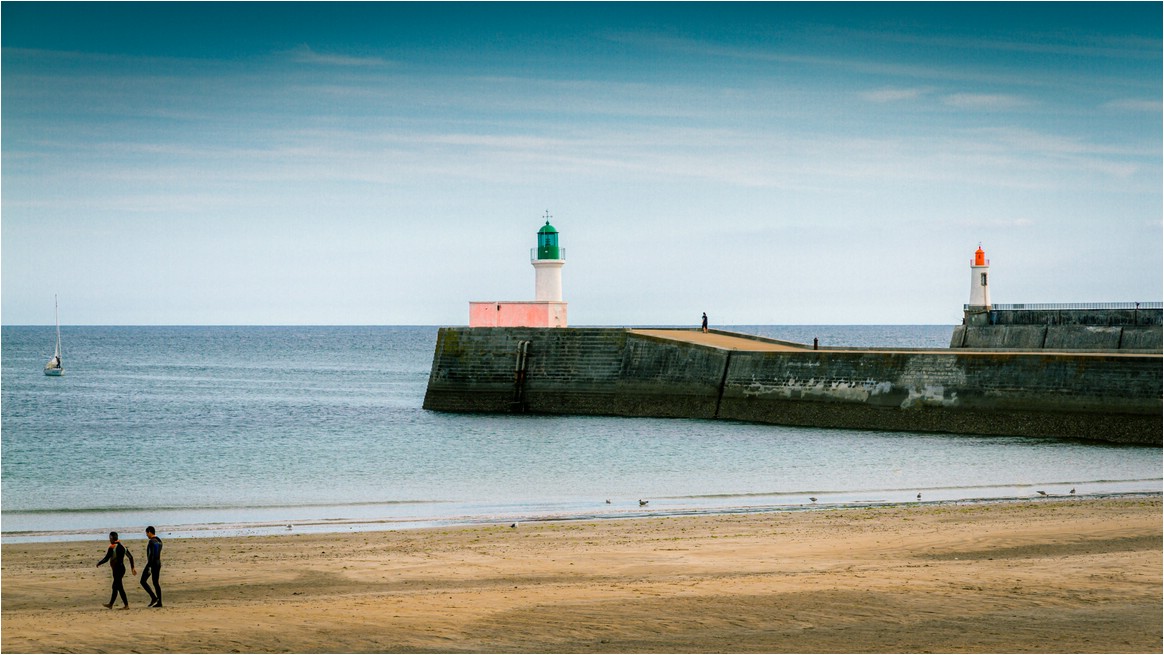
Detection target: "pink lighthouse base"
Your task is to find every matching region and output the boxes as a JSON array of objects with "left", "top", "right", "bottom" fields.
[{"left": 469, "top": 301, "right": 567, "bottom": 328}]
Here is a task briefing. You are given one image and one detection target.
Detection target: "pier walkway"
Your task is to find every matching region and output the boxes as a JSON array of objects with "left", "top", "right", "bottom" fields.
[
  {"left": 630, "top": 329, "right": 805, "bottom": 351},
  {"left": 631, "top": 328, "right": 1161, "bottom": 357}
]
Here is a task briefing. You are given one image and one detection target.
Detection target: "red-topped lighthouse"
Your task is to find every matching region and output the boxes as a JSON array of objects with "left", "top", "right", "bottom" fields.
[{"left": 969, "top": 244, "right": 991, "bottom": 309}]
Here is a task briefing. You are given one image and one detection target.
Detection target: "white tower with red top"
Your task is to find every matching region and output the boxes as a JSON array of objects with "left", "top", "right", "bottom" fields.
[{"left": 968, "top": 244, "right": 991, "bottom": 309}]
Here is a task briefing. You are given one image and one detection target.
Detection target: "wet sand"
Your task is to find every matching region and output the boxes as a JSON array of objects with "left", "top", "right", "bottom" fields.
[{"left": 2, "top": 497, "right": 1160, "bottom": 653}]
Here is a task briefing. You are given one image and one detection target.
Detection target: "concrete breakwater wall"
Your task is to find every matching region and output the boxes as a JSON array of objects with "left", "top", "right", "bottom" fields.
[
  {"left": 952, "top": 306, "right": 1163, "bottom": 350},
  {"left": 988, "top": 307, "right": 1161, "bottom": 326},
  {"left": 950, "top": 324, "right": 1163, "bottom": 350},
  {"left": 423, "top": 327, "right": 1163, "bottom": 445}
]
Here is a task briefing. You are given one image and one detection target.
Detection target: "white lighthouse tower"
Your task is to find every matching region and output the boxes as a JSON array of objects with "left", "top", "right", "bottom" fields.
[
  {"left": 533, "top": 216, "right": 565, "bottom": 301},
  {"left": 962, "top": 243, "right": 993, "bottom": 327},
  {"left": 968, "top": 244, "right": 991, "bottom": 309}
]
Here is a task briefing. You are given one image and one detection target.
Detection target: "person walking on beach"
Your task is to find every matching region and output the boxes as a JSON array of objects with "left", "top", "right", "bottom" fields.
[
  {"left": 140, "top": 526, "right": 163, "bottom": 607},
  {"left": 97, "top": 531, "right": 136, "bottom": 609},
  {"left": 701, "top": 312, "right": 708, "bottom": 333}
]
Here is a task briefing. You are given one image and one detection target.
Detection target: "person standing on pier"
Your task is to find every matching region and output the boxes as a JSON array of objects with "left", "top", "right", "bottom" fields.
[{"left": 701, "top": 312, "right": 708, "bottom": 333}]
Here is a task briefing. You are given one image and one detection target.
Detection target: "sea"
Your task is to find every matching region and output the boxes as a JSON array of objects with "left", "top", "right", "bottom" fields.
[{"left": 2, "top": 325, "right": 1160, "bottom": 544}]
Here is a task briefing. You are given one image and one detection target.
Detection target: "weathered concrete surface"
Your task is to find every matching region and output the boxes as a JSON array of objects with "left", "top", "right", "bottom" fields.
[
  {"left": 951, "top": 307, "right": 1163, "bottom": 351},
  {"left": 951, "top": 324, "right": 1163, "bottom": 350},
  {"left": 424, "top": 327, "right": 1163, "bottom": 445},
  {"left": 424, "top": 328, "right": 728, "bottom": 418},
  {"left": 719, "top": 349, "right": 1161, "bottom": 443},
  {"left": 1121, "top": 326, "right": 1164, "bottom": 350}
]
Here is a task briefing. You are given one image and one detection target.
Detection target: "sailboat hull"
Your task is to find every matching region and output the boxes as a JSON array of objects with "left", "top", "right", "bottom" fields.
[{"left": 44, "top": 367, "right": 63, "bottom": 377}]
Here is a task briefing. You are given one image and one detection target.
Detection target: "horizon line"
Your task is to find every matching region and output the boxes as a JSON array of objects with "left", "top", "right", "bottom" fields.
[{"left": 1, "top": 322, "right": 960, "bottom": 328}]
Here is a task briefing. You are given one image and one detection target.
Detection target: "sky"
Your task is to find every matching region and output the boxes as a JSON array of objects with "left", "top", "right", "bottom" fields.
[{"left": 2, "top": 2, "right": 1161, "bottom": 326}]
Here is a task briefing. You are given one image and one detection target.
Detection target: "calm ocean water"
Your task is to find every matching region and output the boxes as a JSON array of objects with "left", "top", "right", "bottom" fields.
[{"left": 2, "top": 325, "right": 1160, "bottom": 543}]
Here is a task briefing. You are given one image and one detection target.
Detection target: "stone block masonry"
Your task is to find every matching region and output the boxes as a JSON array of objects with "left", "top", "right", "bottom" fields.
[
  {"left": 424, "top": 327, "right": 1162, "bottom": 445},
  {"left": 951, "top": 305, "right": 1163, "bottom": 350},
  {"left": 718, "top": 349, "right": 1160, "bottom": 443},
  {"left": 424, "top": 328, "right": 726, "bottom": 418}
]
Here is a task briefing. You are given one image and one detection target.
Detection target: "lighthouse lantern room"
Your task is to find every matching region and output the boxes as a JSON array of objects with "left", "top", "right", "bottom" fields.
[{"left": 537, "top": 221, "right": 560, "bottom": 259}]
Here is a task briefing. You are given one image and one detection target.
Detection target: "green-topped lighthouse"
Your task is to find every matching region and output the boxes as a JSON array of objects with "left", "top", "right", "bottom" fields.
[
  {"left": 532, "top": 212, "right": 565, "bottom": 302},
  {"left": 467, "top": 211, "right": 568, "bottom": 328}
]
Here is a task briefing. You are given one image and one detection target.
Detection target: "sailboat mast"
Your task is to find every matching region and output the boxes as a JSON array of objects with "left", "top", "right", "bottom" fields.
[{"left": 54, "top": 295, "right": 61, "bottom": 359}]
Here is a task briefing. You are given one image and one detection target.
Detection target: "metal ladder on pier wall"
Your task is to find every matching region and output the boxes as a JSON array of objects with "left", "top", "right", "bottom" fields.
[{"left": 510, "top": 340, "right": 531, "bottom": 413}]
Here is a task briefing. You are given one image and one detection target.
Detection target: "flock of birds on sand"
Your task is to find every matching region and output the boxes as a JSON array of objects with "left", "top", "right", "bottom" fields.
[
  {"left": 281, "top": 486, "right": 1080, "bottom": 532},
  {"left": 509, "top": 486, "right": 1089, "bottom": 532},
  {"left": 802, "top": 487, "right": 1076, "bottom": 506},
  {"left": 498, "top": 488, "right": 1078, "bottom": 529}
]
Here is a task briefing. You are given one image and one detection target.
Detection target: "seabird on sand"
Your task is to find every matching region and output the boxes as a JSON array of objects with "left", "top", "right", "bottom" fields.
[
  {"left": 509, "top": 523, "right": 518, "bottom": 528},
  {"left": 639, "top": 499, "right": 649, "bottom": 506},
  {"left": 809, "top": 497, "right": 817, "bottom": 503},
  {"left": 916, "top": 493, "right": 922, "bottom": 501},
  {"left": 605, "top": 499, "right": 611, "bottom": 504},
  {"left": 1070, "top": 487, "right": 1076, "bottom": 495},
  {"left": 1036, "top": 490, "right": 1047, "bottom": 496}
]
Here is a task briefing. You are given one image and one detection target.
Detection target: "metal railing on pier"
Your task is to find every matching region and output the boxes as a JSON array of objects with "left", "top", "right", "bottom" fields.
[{"left": 965, "top": 301, "right": 1162, "bottom": 311}]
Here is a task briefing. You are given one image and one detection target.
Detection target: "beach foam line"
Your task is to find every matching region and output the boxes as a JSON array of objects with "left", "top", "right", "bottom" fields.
[{"left": 4, "top": 491, "right": 1159, "bottom": 545}]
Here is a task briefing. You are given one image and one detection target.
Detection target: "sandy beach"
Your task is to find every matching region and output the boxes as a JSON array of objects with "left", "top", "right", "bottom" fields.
[{"left": 2, "top": 497, "right": 1160, "bottom": 653}]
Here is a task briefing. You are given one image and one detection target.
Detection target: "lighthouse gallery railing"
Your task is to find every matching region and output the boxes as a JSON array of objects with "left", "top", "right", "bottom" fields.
[{"left": 531, "top": 247, "right": 566, "bottom": 261}]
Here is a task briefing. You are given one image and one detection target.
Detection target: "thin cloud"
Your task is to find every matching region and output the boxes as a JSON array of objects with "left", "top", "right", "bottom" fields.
[
  {"left": 949, "top": 217, "right": 1036, "bottom": 228},
  {"left": 1103, "top": 98, "right": 1162, "bottom": 112},
  {"left": 286, "top": 44, "right": 393, "bottom": 68},
  {"left": 860, "top": 87, "right": 927, "bottom": 103},
  {"left": 963, "top": 127, "right": 1157, "bottom": 158},
  {"left": 854, "top": 29, "right": 1161, "bottom": 61},
  {"left": 942, "top": 93, "right": 1031, "bottom": 109},
  {"left": 600, "top": 30, "right": 1144, "bottom": 94}
]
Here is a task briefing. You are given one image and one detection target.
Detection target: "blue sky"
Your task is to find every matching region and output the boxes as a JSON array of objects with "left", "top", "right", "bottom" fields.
[{"left": 3, "top": 2, "right": 1160, "bottom": 325}]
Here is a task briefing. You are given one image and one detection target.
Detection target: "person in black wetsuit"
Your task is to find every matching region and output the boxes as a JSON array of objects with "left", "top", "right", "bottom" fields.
[
  {"left": 97, "top": 531, "right": 136, "bottom": 609},
  {"left": 140, "top": 526, "right": 163, "bottom": 607}
]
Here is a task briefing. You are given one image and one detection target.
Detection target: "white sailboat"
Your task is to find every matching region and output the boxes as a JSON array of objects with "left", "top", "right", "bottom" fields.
[{"left": 44, "top": 295, "right": 63, "bottom": 376}]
